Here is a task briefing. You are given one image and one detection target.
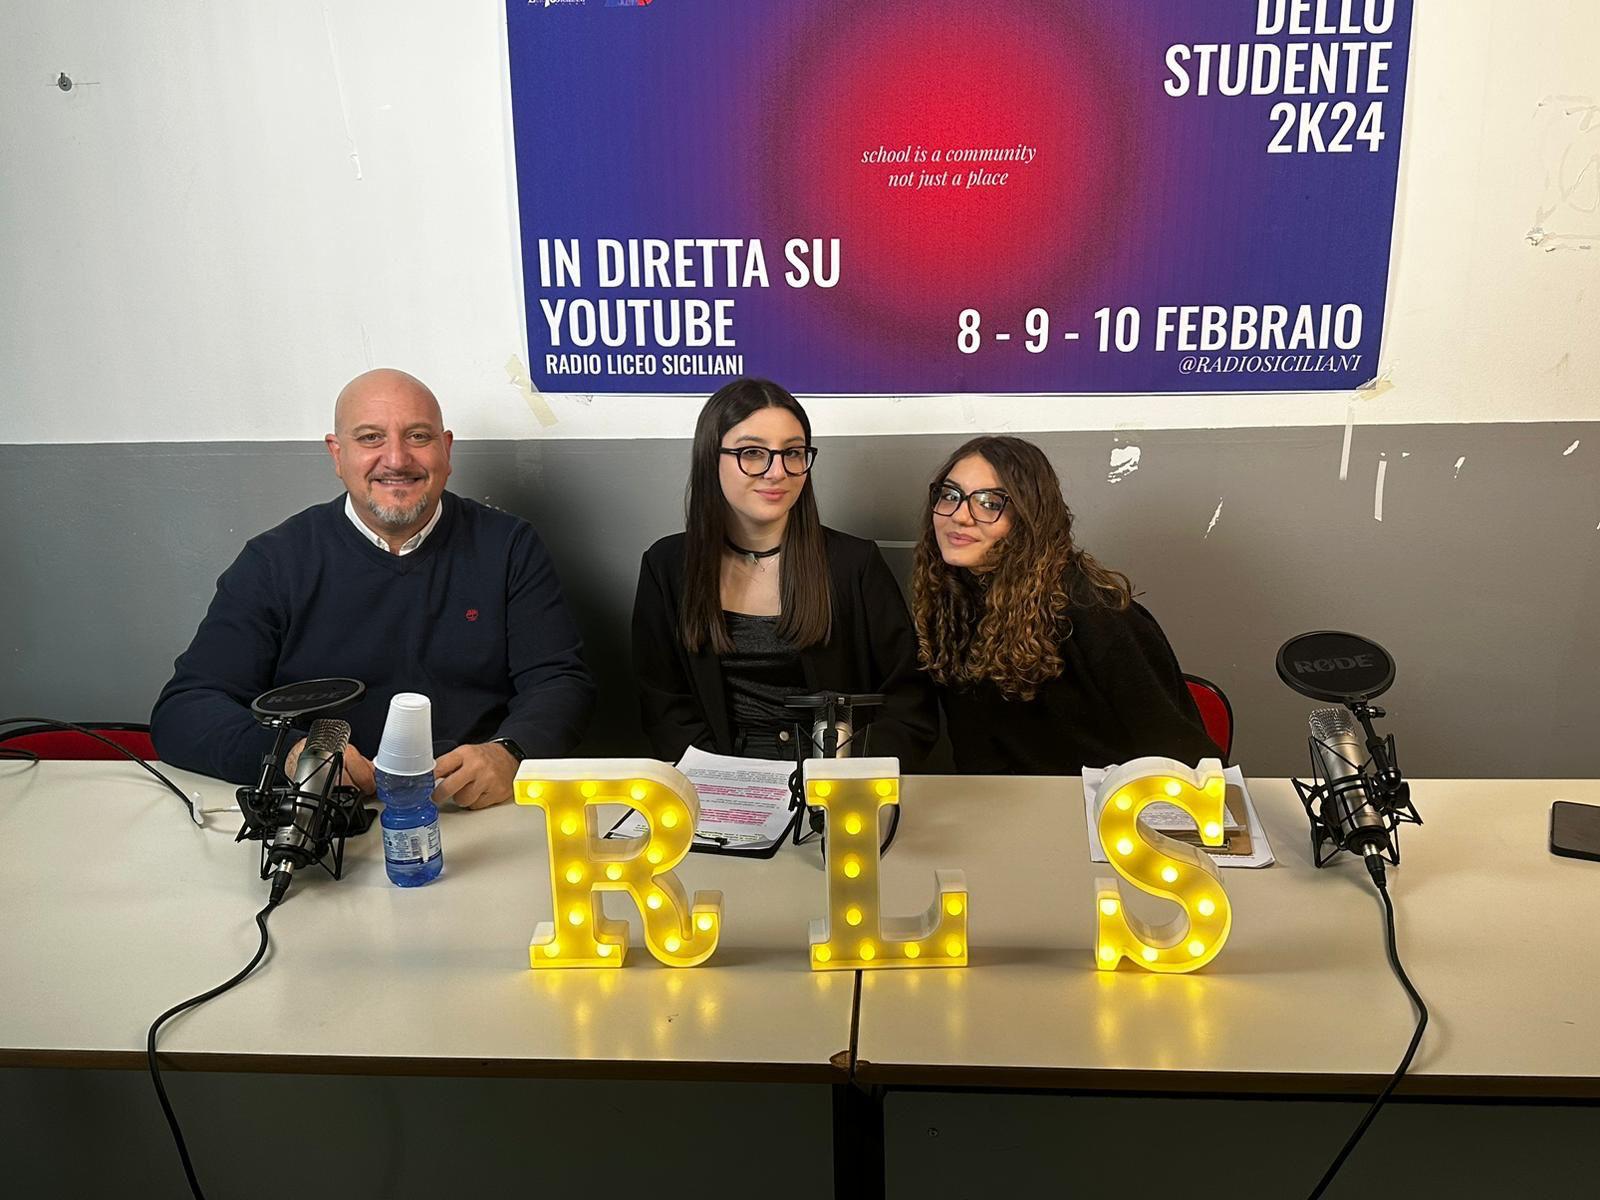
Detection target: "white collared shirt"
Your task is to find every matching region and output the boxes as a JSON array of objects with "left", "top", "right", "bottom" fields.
[{"left": 344, "top": 495, "right": 443, "bottom": 556}]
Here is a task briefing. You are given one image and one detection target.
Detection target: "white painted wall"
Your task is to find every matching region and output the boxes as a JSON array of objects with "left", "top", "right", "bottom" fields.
[{"left": 2, "top": 0, "right": 1596, "bottom": 444}]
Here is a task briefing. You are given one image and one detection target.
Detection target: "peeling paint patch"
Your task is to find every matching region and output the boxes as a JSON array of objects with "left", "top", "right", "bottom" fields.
[
  {"left": 505, "top": 355, "right": 557, "bottom": 427},
  {"left": 1355, "top": 369, "right": 1395, "bottom": 400},
  {"left": 1204, "top": 499, "right": 1224, "bottom": 539},
  {"left": 1339, "top": 401, "right": 1355, "bottom": 481},
  {"left": 1374, "top": 455, "right": 1388, "bottom": 522},
  {"left": 1453, "top": 456, "right": 1466, "bottom": 479},
  {"left": 1107, "top": 445, "right": 1142, "bottom": 484},
  {"left": 322, "top": 7, "right": 364, "bottom": 180},
  {"left": 1528, "top": 227, "right": 1595, "bottom": 250},
  {"left": 1529, "top": 95, "right": 1600, "bottom": 250},
  {"left": 1564, "top": 440, "right": 1581, "bottom": 456}
]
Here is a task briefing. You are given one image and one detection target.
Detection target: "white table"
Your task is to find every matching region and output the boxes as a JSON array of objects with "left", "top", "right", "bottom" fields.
[
  {"left": 857, "top": 775, "right": 1600, "bottom": 1200},
  {"left": 6, "top": 761, "right": 1598, "bottom": 1200},
  {"left": 0, "top": 760, "right": 853, "bottom": 1081},
  {"left": 859, "top": 775, "right": 1600, "bottom": 1099}
]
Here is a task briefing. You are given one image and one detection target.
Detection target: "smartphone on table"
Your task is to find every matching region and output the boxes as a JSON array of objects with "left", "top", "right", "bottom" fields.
[{"left": 1550, "top": 801, "right": 1600, "bottom": 862}]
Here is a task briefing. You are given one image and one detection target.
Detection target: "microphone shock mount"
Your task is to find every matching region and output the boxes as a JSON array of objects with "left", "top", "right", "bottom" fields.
[
  {"left": 1294, "top": 700, "right": 1422, "bottom": 869},
  {"left": 233, "top": 679, "right": 375, "bottom": 890}
]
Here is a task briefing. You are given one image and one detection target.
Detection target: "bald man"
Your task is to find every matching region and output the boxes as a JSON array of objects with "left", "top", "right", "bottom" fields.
[{"left": 152, "top": 369, "right": 595, "bottom": 807}]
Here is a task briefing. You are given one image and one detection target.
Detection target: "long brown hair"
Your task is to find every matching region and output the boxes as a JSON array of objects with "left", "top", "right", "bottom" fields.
[
  {"left": 912, "top": 436, "right": 1132, "bottom": 700},
  {"left": 680, "top": 378, "right": 832, "bottom": 654}
]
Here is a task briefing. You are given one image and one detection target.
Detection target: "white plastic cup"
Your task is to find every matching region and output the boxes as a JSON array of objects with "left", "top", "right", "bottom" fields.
[{"left": 373, "top": 693, "right": 435, "bottom": 776}]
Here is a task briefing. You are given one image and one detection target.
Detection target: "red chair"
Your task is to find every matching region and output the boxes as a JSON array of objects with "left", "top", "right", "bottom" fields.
[
  {"left": 1183, "top": 675, "right": 1234, "bottom": 763},
  {"left": 0, "top": 722, "right": 158, "bottom": 761}
]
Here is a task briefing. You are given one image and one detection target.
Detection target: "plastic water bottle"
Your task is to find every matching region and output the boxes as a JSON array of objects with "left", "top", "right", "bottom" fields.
[
  {"left": 373, "top": 692, "right": 444, "bottom": 887},
  {"left": 377, "top": 767, "right": 444, "bottom": 886}
]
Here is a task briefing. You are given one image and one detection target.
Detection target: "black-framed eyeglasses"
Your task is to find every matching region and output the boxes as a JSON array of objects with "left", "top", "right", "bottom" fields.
[
  {"left": 720, "top": 446, "right": 818, "bottom": 477},
  {"left": 929, "top": 481, "right": 1010, "bottom": 523}
]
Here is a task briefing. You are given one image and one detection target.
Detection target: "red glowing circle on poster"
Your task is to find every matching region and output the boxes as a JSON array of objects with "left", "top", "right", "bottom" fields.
[{"left": 761, "top": 4, "right": 1135, "bottom": 340}]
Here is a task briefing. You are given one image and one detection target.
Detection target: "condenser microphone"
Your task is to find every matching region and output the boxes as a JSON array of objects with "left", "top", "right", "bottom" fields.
[
  {"left": 1308, "top": 707, "right": 1392, "bottom": 881},
  {"left": 268, "top": 719, "right": 351, "bottom": 899},
  {"left": 783, "top": 693, "right": 889, "bottom": 851},
  {"left": 785, "top": 692, "right": 884, "bottom": 759}
]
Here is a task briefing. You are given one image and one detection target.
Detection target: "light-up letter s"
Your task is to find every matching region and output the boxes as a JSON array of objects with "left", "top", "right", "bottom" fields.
[
  {"left": 804, "top": 758, "right": 968, "bottom": 971},
  {"left": 515, "top": 760, "right": 722, "bottom": 968},
  {"left": 1094, "top": 756, "right": 1233, "bottom": 974}
]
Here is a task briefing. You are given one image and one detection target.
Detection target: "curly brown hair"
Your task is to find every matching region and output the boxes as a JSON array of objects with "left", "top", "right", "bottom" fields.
[{"left": 912, "top": 436, "right": 1133, "bottom": 701}]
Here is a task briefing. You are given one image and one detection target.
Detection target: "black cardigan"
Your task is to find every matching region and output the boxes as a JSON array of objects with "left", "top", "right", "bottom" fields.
[
  {"left": 938, "top": 587, "right": 1218, "bottom": 775},
  {"left": 631, "top": 528, "right": 938, "bottom": 768}
]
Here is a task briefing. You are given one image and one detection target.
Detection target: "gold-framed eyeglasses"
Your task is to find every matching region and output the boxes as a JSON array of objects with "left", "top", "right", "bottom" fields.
[{"left": 929, "top": 481, "right": 1011, "bottom": 523}]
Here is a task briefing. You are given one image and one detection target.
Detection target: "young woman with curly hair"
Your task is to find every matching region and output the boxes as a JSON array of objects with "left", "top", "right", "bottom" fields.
[
  {"left": 632, "top": 378, "right": 937, "bottom": 766},
  {"left": 912, "top": 435, "right": 1217, "bottom": 774}
]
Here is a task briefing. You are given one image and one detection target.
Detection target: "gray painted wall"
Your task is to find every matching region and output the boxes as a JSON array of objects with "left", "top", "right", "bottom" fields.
[{"left": 3, "top": 422, "right": 1596, "bottom": 777}]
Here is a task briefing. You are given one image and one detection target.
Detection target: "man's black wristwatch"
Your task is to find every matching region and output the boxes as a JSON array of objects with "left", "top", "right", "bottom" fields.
[{"left": 490, "top": 736, "right": 525, "bottom": 763}]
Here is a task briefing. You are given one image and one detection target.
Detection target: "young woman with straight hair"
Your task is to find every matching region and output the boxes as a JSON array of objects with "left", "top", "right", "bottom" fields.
[
  {"left": 633, "top": 378, "right": 936, "bottom": 765},
  {"left": 912, "top": 435, "right": 1217, "bottom": 774}
]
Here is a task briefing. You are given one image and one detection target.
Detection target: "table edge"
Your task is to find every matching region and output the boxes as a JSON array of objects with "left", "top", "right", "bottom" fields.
[
  {"left": 853, "top": 1060, "right": 1600, "bottom": 1101},
  {"left": 1, "top": 1047, "right": 851, "bottom": 1085}
]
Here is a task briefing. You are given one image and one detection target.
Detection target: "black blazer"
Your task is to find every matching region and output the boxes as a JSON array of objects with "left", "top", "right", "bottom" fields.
[
  {"left": 939, "top": 582, "right": 1217, "bottom": 775},
  {"left": 631, "top": 528, "right": 938, "bottom": 768}
]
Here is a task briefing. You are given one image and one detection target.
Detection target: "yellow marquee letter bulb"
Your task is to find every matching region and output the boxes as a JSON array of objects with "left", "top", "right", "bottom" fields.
[
  {"left": 515, "top": 760, "right": 723, "bottom": 969},
  {"left": 803, "top": 758, "right": 968, "bottom": 971},
  {"left": 1093, "top": 757, "right": 1233, "bottom": 974}
]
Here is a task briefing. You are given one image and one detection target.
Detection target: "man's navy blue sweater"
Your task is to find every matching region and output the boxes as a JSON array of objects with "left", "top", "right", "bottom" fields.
[{"left": 152, "top": 493, "right": 595, "bottom": 783}]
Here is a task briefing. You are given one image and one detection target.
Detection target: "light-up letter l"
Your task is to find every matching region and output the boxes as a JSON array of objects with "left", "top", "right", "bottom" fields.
[
  {"left": 1094, "top": 756, "right": 1233, "bottom": 974},
  {"left": 515, "top": 760, "right": 722, "bottom": 968},
  {"left": 804, "top": 757, "right": 968, "bottom": 970}
]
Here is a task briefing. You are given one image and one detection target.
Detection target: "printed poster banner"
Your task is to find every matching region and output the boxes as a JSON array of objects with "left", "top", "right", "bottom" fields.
[{"left": 507, "top": 0, "right": 1412, "bottom": 395}]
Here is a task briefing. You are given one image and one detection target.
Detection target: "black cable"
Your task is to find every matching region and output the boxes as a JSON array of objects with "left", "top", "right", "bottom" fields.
[
  {"left": 147, "top": 897, "right": 281, "bottom": 1200},
  {"left": 0, "top": 716, "right": 198, "bottom": 822},
  {"left": 788, "top": 786, "right": 902, "bottom": 858},
  {"left": 785, "top": 723, "right": 902, "bottom": 857},
  {"left": 1305, "top": 874, "right": 1429, "bottom": 1199}
]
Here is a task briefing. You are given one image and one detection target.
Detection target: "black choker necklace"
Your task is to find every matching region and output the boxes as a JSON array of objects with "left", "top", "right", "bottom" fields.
[{"left": 725, "top": 537, "right": 781, "bottom": 564}]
